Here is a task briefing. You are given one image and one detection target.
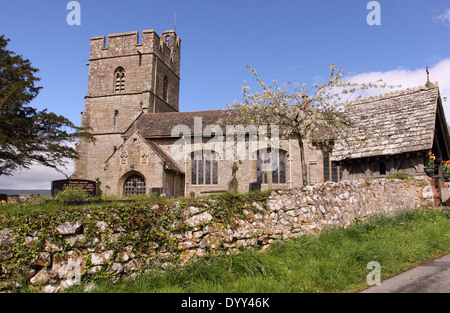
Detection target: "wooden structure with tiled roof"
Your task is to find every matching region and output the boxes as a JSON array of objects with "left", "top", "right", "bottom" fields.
[{"left": 331, "top": 85, "right": 450, "bottom": 183}]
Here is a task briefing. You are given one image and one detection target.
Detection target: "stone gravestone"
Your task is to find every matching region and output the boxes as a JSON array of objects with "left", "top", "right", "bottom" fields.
[
  {"left": 51, "top": 179, "right": 96, "bottom": 197},
  {"left": 227, "top": 162, "right": 239, "bottom": 194},
  {"left": 249, "top": 182, "right": 261, "bottom": 192}
]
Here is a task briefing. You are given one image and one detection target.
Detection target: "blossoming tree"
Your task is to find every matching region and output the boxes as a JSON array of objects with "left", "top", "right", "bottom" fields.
[{"left": 226, "top": 65, "right": 390, "bottom": 185}]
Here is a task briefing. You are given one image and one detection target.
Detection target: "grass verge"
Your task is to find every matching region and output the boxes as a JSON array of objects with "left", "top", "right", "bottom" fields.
[{"left": 67, "top": 207, "right": 450, "bottom": 293}]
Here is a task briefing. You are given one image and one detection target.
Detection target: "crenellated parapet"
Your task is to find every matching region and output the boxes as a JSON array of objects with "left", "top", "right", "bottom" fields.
[{"left": 89, "top": 30, "right": 181, "bottom": 76}]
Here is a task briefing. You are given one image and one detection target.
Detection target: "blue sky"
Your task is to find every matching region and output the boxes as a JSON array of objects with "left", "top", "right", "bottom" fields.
[{"left": 1, "top": 0, "right": 450, "bottom": 189}]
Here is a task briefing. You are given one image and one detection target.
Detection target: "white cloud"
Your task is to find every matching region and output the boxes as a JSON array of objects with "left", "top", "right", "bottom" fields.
[
  {"left": 0, "top": 142, "right": 76, "bottom": 190},
  {"left": 344, "top": 58, "right": 450, "bottom": 122},
  {"left": 0, "top": 161, "right": 74, "bottom": 190},
  {"left": 436, "top": 8, "right": 450, "bottom": 25}
]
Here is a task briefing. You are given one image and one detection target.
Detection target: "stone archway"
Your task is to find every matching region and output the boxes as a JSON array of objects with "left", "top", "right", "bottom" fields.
[{"left": 119, "top": 171, "right": 146, "bottom": 196}]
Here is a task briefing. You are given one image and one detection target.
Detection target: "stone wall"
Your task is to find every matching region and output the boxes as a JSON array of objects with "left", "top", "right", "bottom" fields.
[
  {"left": 5, "top": 194, "right": 37, "bottom": 204},
  {"left": 0, "top": 178, "right": 436, "bottom": 292}
]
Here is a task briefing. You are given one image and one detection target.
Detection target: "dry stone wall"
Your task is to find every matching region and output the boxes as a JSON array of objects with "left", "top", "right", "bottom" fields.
[{"left": 0, "top": 178, "right": 435, "bottom": 292}]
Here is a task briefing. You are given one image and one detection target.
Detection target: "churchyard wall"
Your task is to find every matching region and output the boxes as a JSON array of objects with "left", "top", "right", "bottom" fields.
[{"left": 0, "top": 178, "right": 440, "bottom": 292}]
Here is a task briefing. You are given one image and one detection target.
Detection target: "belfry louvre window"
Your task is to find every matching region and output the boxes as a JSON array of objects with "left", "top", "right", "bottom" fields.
[
  {"left": 114, "top": 67, "right": 125, "bottom": 92},
  {"left": 191, "top": 151, "right": 219, "bottom": 185},
  {"left": 257, "top": 149, "right": 287, "bottom": 184}
]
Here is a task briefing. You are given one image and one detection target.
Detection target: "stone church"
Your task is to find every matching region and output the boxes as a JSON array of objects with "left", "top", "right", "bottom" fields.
[{"left": 72, "top": 29, "right": 450, "bottom": 199}]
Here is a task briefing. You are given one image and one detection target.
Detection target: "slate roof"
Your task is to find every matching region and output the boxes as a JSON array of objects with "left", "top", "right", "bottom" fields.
[
  {"left": 146, "top": 140, "right": 185, "bottom": 173},
  {"left": 125, "top": 109, "right": 231, "bottom": 138},
  {"left": 330, "top": 86, "right": 440, "bottom": 161}
]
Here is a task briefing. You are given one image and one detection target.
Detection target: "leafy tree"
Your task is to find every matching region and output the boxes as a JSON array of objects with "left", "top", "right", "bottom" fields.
[
  {"left": 0, "top": 35, "right": 94, "bottom": 176},
  {"left": 227, "top": 65, "right": 391, "bottom": 185}
]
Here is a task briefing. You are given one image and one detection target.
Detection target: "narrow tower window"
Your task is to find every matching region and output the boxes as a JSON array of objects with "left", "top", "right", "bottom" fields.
[
  {"left": 114, "top": 110, "right": 119, "bottom": 126},
  {"left": 114, "top": 67, "right": 125, "bottom": 93},
  {"left": 163, "top": 76, "right": 168, "bottom": 101}
]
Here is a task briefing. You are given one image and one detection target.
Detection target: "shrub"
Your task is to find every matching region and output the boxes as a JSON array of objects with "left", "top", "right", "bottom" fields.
[
  {"left": 386, "top": 172, "right": 411, "bottom": 180},
  {"left": 55, "top": 187, "right": 92, "bottom": 202}
]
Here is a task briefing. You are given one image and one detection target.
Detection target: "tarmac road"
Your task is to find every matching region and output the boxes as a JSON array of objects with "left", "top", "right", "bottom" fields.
[{"left": 360, "top": 253, "right": 450, "bottom": 293}]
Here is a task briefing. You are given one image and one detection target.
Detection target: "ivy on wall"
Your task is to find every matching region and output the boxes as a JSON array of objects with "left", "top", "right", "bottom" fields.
[{"left": 0, "top": 190, "right": 271, "bottom": 291}]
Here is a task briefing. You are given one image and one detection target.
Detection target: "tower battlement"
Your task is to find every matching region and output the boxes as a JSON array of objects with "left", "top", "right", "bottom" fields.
[{"left": 89, "top": 30, "right": 180, "bottom": 76}]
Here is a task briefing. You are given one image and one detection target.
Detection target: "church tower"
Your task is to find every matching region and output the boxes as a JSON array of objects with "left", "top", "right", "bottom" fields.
[{"left": 72, "top": 30, "right": 181, "bottom": 182}]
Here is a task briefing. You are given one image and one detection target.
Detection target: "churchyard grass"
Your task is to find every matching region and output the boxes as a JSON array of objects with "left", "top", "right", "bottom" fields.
[{"left": 69, "top": 207, "right": 450, "bottom": 293}]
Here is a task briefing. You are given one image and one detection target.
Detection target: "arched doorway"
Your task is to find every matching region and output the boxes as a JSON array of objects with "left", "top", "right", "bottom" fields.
[{"left": 123, "top": 174, "right": 146, "bottom": 196}]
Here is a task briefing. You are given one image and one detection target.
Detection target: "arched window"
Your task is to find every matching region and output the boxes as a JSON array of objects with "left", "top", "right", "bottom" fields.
[
  {"left": 191, "top": 150, "right": 219, "bottom": 185},
  {"left": 123, "top": 174, "right": 146, "bottom": 195},
  {"left": 162, "top": 76, "right": 168, "bottom": 101},
  {"left": 323, "top": 152, "right": 343, "bottom": 182},
  {"left": 114, "top": 67, "right": 125, "bottom": 93},
  {"left": 257, "top": 148, "right": 286, "bottom": 184}
]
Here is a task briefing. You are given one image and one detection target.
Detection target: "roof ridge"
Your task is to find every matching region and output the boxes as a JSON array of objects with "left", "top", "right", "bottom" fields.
[
  {"left": 142, "top": 108, "right": 228, "bottom": 116},
  {"left": 352, "top": 84, "right": 439, "bottom": 105}
]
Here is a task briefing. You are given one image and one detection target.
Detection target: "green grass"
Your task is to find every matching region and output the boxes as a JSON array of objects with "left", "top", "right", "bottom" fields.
[{"left": 68, "top": 208, "right": 450, "bottom": 293}]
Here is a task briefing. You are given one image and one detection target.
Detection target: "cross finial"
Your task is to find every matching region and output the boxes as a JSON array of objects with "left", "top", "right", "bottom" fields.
[{"left": 425, "top": 66, "right": 435, "bottom": 88}]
